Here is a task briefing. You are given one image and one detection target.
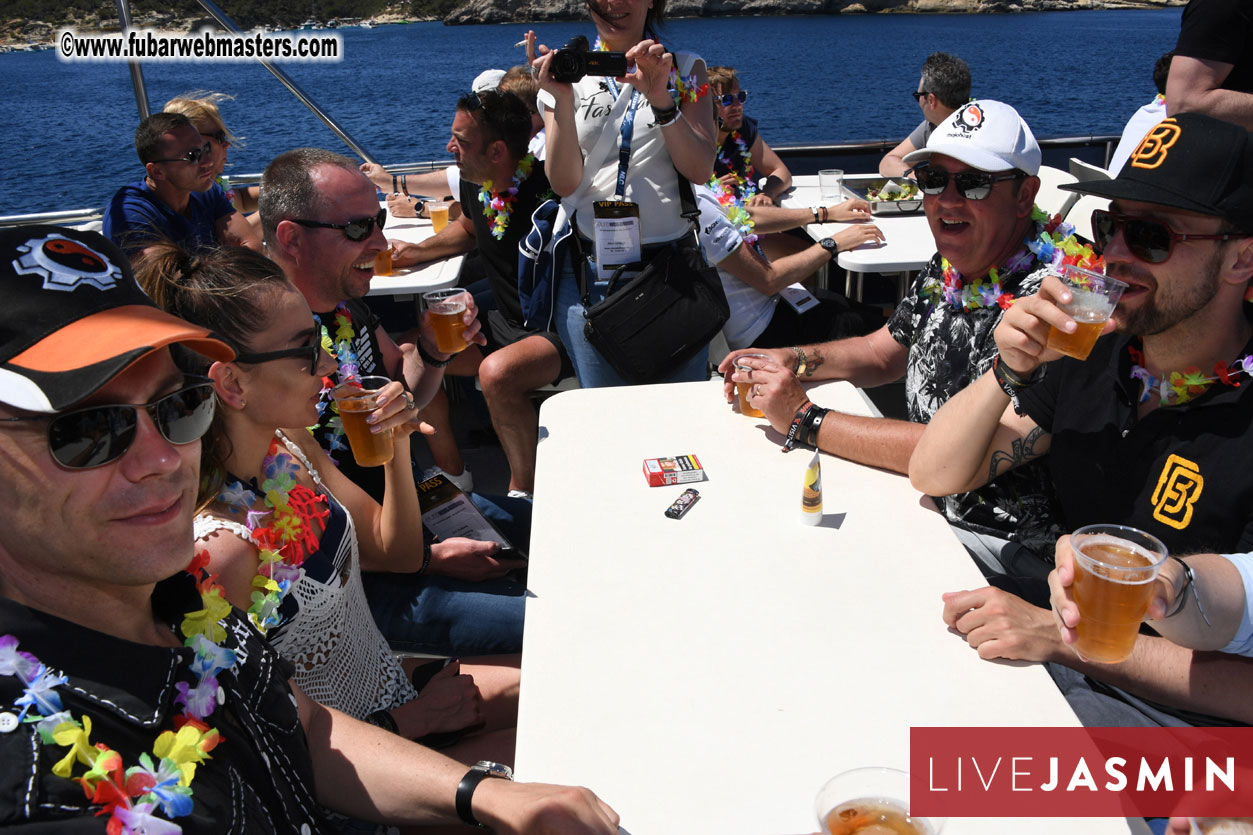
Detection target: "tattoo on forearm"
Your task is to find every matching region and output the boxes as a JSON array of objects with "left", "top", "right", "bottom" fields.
[
  {"left": 987, "top": 426, "right": 1047, "bottom": 482},
  {"left": 804, "top": 348, "right": 824, "bottom": 377}
]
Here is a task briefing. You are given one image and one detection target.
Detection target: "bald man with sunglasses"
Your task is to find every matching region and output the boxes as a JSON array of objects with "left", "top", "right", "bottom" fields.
[{"left": 909, "top": 112, "right": 1253, "bottom": 729}]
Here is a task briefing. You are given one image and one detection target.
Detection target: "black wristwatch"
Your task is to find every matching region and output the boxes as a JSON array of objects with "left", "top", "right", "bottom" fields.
[
  {"left": 818, "top": 236, "right": 839, "bottom": 261},
  {"left": 456, "top": 760, "right": 514, "bottom": 827}
]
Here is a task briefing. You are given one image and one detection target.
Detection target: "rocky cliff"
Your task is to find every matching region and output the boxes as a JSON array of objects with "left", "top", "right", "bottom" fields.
[{"left": 444, "top": 0, "right": 1183, "bottom": 25}]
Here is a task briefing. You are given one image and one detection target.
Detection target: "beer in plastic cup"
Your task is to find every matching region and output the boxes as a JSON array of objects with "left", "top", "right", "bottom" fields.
[
  {"left": 1045, "top": 264, "right": 1128, "bottom": 361},
  {"left": 374, "top": 245, "right": 393, "bottom": 276},
  {"left": 331, "top": 375, "right": 395, "bottom": 467},
  {"left": 815, "top": 767, "right": 942, "bottom": 835},
  {"left": 429, "top": 201, "right": 451, "bottom": 233},
  {"left": 423, "top": 289, "right": 470, "bottom": 355},
  {"left": 733, "top": 353, "right": 772, "bottom": 418},
  {"left": 819, "top": 169, "right": 844, "bottom": 202},
  {"left": 1071, "top": 524, "right": 1168, "bottom": 664}
]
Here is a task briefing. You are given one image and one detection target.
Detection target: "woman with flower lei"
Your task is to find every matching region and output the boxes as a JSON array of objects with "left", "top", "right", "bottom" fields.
[
  {"left": 529, "top": 0, "right": 719, "bottom": 386},
  {"left": 134, "top": 245, "right": 521, "bottom": 804}
]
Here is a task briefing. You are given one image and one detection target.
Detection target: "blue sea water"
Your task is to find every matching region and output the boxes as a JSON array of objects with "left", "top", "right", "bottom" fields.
[{"left": 0, "top": 9, "right": 1180, "bottom": 217}]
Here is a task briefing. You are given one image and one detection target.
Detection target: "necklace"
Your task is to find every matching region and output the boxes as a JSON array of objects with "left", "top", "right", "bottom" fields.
[
  {"left": 479, "top": 153, "right": 536, "bottom": 240},
  {"left": 0, "top": 558, "right": 235, "bottom": 833},
  {"left": 921, "top": 207, "right": 1104, "bottom": 312},
  {"left": 218, "top": 436, "right": 329, "bottom": 632},
  {"left": 314, "top": 302, "right": 358, "bottom": 455},
  {"left": 1127, "top": 341, "right": 1253, "bottom": 405}
]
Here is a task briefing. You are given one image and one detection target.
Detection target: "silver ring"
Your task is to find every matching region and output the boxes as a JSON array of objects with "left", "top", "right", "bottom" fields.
[
  {"left": 752, "top": 385, "right": 761, "bottom": 398},
  {"left": 402, "top": 392, "right": 416, "bottom": 411}
]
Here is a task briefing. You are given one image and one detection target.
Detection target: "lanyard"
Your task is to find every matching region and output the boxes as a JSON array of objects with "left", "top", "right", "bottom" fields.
[{"left": 606, "top": 77, "right": 640, "bottom": 200}]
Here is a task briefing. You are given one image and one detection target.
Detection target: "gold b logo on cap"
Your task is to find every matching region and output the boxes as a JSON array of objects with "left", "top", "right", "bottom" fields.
[{"left": 1130, "top": 118, "right": 1182, "bottom": 170}]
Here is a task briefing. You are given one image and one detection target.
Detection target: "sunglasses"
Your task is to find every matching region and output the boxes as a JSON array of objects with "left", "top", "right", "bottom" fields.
[
  {"left": 0, "top": 380, "right": 215, "bottom": 470},
  {"left": 152, "top": 141, "right": 212, "bottom": 165},
  {"left": 235, "top": 338, "right": 326, "bottom": 377},
  {"left": 200, "top": 129, "right": 230, "bottom": 148},
  {"left": 1091, "top": 209, "right": 1250, "bottom": 264},
  {"left": 716, "top": 90, "right": 748, "bottom": 107},
  {"left": 292, "top": 208, "right": 387, "bottom": 242},
  {"left": 913, "top": 165, "right": 1024, "bottom": 201},
  {"left": 912, "top": 90, "right": 931, "bottom": 101}
]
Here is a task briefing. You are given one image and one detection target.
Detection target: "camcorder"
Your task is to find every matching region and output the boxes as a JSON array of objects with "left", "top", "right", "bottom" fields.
[{"left": 550, "top": 35, "right": 629, "bottom": 84}]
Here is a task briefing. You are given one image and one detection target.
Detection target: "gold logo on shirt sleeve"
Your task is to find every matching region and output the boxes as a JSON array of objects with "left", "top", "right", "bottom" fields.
[
  {"left": 1130, "top": 119, "right": 1183, "bottom": 170},
  {"left": 1150, "top": 453, "right": 1204, "bottom": 529}
]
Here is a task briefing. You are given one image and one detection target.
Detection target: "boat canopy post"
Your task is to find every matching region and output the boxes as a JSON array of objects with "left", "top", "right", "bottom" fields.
[
  {"left": 194, "top": 0, "right": 378, "bottom": 164},
  {"left": 114, "top": 0, "right": 150, "bottom": 120}
]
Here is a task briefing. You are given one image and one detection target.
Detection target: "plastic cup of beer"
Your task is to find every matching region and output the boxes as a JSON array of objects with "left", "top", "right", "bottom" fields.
[
  {"left": 1045, "top": 264, "right": 1128, "bottom": 361},
  {"left": 733, "top": 353, "right": 771, "bottom": 418},
  {"left": 374, "top": 245, "right": 393, "bottom": 276},
  {"left": 1191, "top": 818, "right": 1253, "bottom": 834},
  {"left": 815, "top": 767, "right": 943, "bottom": 835},
  {"left": 1070, "top": 523, "right": 1168, "bottom": 664},
  {"left": 423, "top": 289, "right": 470, "bottom": 355},
  {"left": 428, "top": 201, "right": 451, "bottom": 233},
  {"left": 331, "top": 375, "right": 395, "bottom": 467},
  {"left": 819, "top": 169, "right": 845, "bottom": 202}
]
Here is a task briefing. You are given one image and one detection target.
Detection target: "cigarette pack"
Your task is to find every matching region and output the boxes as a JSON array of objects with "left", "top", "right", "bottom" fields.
[{"left": 643, "top": 454, "right": 705, "bottom": 487}]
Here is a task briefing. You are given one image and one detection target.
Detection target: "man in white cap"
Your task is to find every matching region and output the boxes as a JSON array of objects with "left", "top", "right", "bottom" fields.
[
  {"left": 0, "top": 225, "right": 619, "bottom": 832},
  {"left": 724, "top": 100, "right": 1063, "bottom": 589}
]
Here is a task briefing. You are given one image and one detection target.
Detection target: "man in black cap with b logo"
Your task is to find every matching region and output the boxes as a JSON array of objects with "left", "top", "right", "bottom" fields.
[{"left": 910, "top": 112, "right": 1253, "bottom": 727}]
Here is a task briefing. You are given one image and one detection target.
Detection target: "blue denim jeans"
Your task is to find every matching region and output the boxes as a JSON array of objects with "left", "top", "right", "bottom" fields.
[
  {"left": 360, "top": 493, "right": 530, "bottom": 657},
  {"left": 554, "top": 251, "right": 710, "bottom": 388}
]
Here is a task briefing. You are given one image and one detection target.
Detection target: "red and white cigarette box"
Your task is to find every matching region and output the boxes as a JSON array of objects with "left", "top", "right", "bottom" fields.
[{"left": 643, "top": 454, "right": 705, "bottom": 487}]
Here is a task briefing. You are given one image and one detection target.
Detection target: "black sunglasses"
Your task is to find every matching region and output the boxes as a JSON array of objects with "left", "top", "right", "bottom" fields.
[
  {"left": 0, "top": 380, "right": 215, "bottom": 470},
  {"left": 200, "top": 129, "right": 230, "bottom": 148},
  {"left": 291, "top": 208, "right": 387, "bottom": 242},
  {"left": 1091, "top": 209, "right": 1250, "bottom": 264},
  {"left": 152, "top": 141, "right": 212, "bottom": 165},
  {"left": 912, "top": 90, "right": 931, "bottom": 101},
  {"left": 716, "top": 90, "right": 748, "bottom": 107},
  {"left": 913, "top": 165, "right": 1024, "bottom": 201},
  {"left": 235, "top": 338, "right": 326, "bottom": 377}
]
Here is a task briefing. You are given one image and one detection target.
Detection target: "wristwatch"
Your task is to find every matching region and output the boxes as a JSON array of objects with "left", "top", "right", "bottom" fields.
[
  {"left": 818, "top": 236, "right": 839, "bottom": 261},
  {"left": 456, "top": 760, "right": 514, "bottom": 827}
]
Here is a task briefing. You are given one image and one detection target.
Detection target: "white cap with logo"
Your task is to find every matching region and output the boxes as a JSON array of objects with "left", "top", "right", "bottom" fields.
[{"left": 903, "top": 99, "right": 1041, "bottom": 176}]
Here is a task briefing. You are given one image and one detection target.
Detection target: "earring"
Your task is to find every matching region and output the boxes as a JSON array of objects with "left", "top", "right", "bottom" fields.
[{"left": 239, "top": 399, "right": 247, "bottom": 408}]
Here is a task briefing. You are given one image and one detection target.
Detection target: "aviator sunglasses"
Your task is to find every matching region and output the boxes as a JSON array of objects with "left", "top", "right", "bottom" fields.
[
  {"left": 1091, "top": 209, "right": 1251, "bottom": 264},
  {"left": 291, "top": 208, "right": 387, "bottom": 242},
  {"left": 234, "top": 334, "right": 326, "bottom": 377},
  {"left": 0, "top": 379, "right": 216, "bottom": 469},
  {"left": 913, "top": 165, "right": 1024, "bottom": 201},
  {"left": 716, "top": 90, "right": 748, "bottom": 107},
  {"left": 151, "top": 141, "right": 213, "bottom": 165}
]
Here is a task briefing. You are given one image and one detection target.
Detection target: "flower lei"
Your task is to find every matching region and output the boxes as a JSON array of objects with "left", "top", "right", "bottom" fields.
[
  {"left": 0, "top": 554, "right": 234, "bottom": 833},
  {"left": 592, "top": 37, "right": 708, "bottom": 105},
  {"left": 921, "top": 207, "right": 1105, "bottom": 312},
  {"left": 313, "top": 302, "right": 360, "bottom": 456},
  {"left": 217, "top": 436, "right": 329, "bottom": 632},
  {"left": 705, "top": 130, "right": 760, "bottom": 246},
  {"left": 479, "top": 153, "right": 536, "bottom": 241},
  {"left": 1127, "top": 341, "right": 1253, "bottom": 406}
]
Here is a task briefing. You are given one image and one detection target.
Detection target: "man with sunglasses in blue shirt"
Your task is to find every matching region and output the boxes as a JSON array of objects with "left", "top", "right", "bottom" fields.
[
  {"left": 103, "top": 112, "right": 259, "bottom": 257},
  {"left": 727, "top": 100, "right": 1062, "bottom": 592},
  {"left": 0, "top": 224, "right": 619, "bottom": 834},
  {"left": 911, "top": 112, "right": 1253, "bottom": 729}
]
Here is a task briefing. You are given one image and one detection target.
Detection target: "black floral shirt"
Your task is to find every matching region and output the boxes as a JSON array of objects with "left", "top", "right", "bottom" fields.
[{"left": 887, "top": 253, "right": 1061, "bottom": 558}]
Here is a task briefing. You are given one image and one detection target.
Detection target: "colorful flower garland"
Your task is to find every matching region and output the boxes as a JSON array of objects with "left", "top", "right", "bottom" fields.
[
  {"left": 921, "top": 207, "right": 1104, "bottom": 312},
  {"left": 0, "top": 554, "right": 235, "bottom": 834},
  {"left": 314, "top": 302, "right": 359, "bottom": 456},
  {"left": 1127, "top": 341, "right": 1253, "bottom": 405},
  {"left": 706, "top": 130, "right": 760, "bottom": 246},
  {"left": 217, "top": 436, "right": 330, "bottom": 633},
  {"left": 479, "top": 153, "right": 537, "bottom": 241}
]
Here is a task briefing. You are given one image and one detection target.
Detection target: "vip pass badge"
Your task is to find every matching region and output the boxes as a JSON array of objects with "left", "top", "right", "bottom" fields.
[{"left": 592, "top": 200, "right": 642, "bottom": 281}]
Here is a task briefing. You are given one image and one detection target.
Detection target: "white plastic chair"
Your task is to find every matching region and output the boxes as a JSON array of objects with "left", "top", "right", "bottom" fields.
[
  {"left": 1069, "top": 157, "right": 1111, "bottom": 183},
  {"left": 1036, "top": 165, "right": 1080, "bottom": 219}
]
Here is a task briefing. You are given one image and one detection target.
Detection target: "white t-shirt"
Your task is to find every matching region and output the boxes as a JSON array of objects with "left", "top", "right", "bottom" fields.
[
  {"left": 693, "top": 184, "right": 777, "bottom": 349},
  {"left": 1218, "top": 552, "right": 1253, "bottom": 656},
  {"left": 539, "top": 51, "right": 704, "bottom": 244},
  {"left": 1108, "top": 96, "right": 1167, "bottom": 176}
]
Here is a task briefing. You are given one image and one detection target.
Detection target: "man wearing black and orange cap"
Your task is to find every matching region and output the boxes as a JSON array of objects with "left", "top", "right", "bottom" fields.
[
  {"left": 910, "top": 112, "right": 1253, "bottom": 727},
  {"left": 0, "top": 226, "right": 619, "bottom": 832}
]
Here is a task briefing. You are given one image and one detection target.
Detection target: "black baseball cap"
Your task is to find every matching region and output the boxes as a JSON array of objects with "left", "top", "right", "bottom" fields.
[
  {"left": 1060, "top": 112, "right": 1253, "bottom": 232},
  {"left": 0, "top": 225, "right": 234, "bottom": 414}
]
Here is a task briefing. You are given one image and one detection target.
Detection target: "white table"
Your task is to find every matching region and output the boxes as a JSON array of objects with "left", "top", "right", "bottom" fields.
[
  {"left": 784, "top": 174, "right": 936, "bottom": 301},
  {"left": 367, "top": 202, "right": 463, "bottom": 300},
  {"left": 516, "top": 379, "right": 1140, "bottom": 835}
]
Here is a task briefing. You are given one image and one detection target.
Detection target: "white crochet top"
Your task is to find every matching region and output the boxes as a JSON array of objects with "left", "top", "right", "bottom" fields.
[{"left": 193, "top": 431, "right": 417, "bottom": 719}]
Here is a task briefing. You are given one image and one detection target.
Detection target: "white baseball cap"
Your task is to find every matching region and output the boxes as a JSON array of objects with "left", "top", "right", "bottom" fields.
[
  {"left": 472, "top": 69, "right": 506, "bottom": 92},
  {"left": 903, "top": 100, "right": 1041, "bottom": 176}
]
